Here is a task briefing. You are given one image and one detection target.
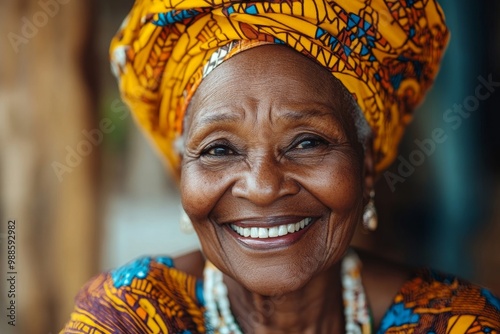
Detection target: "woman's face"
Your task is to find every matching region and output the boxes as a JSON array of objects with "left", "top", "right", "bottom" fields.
[{"left": 181, "top": 45, "right": 371, "bottom": 296}]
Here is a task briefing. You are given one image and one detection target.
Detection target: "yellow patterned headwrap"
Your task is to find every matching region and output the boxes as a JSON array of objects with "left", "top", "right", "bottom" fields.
[{"left": 110, "top": 0, "right": 449, "bottom": 178}]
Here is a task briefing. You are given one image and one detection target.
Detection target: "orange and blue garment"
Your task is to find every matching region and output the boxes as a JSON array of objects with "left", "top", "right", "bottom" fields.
[
  {"left": 61, "top": 256, "right": 500, "bottom": 333},
  {"left": 110, "top": 0, "right": 449, "bottom": 178}
]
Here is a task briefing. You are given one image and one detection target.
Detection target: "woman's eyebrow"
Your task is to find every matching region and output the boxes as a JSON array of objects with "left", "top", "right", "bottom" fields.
[
  {"left": 277, "top": 107, "right": 347, "bottom": 137},
  {"left": 194, "top": 111, "right": 243, "bottom": 128},
  {"left": 274, "top": 103, "right": 345, "bottom": 126},
  {"left": 193, "top": 108, "right": 339, "bottom": 128},
  {"left": 280, "top": 109, "right": 334, "bottom": 121}
]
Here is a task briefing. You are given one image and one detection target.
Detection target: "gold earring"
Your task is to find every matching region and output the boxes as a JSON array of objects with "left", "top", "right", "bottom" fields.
[
  {"left": 179, "top": 207, "right": 195, "bottom": 234},
  {"left": 362, "top": 190, "right": 377, "bottom": 232}
]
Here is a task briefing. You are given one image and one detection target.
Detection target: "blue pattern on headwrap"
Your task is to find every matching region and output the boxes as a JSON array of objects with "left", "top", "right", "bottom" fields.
[
  {"left": 360, "top": 45, "right": 370, "bottom": 56},
  {"left": 329, "top": 36, "right": 339, "bottom": 49},
  {"left": 245, "top": 5, "right": 258, "bottom": 15},
  {"left": 343, "top": 45, "right": 352, "bottom": 57},
  {"left": 390, "top": 73, "right": 404, "bottom": 89},
  {"left": 406, "top": 0, "right": 416, "bottom": 7},
  {"left": 154, "top": 9, "right": 202, "bottom": 26},
  {"left": 316, "top": 27, "right": 327, "bottom": 38},
  {"left": 347, "top": 13, "right": 361, "bottom": 30},
  {"left": 226, "top": 5, "right": 235, "bottom": 15},
  {"left": 409, "top": 26, "right": 416, "bottom": 38}
]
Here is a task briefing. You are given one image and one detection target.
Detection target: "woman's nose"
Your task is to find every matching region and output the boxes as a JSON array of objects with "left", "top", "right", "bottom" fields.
[{"left": 231, "top": 156, "right": 300, "bottom": 206}]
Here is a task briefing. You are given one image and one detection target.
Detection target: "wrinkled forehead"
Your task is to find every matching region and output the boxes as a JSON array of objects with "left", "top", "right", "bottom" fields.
[{"left": 185, "top": 44, "right": 359, "bottom": 137}]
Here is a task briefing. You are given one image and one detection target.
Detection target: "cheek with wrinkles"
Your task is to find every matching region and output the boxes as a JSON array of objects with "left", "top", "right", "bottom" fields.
[
  {"left": 181, "top": 164, "right": 234, "bottom": 221},
  {"left": 181, "top": 167, "right": 212, "bottom": 219},
  {"left": 300, "top": 163, "right": 362, "bottom": 211}
]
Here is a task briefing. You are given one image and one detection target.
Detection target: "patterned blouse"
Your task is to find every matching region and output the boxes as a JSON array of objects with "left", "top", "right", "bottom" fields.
[{"left": 61, "top": 254, "right": 500, "bottom": 333}]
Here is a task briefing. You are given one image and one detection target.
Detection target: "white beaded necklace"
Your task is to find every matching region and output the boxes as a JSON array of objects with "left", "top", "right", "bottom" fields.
[{"left": 203, "top": 250, "right": 371, "bottom": 334}]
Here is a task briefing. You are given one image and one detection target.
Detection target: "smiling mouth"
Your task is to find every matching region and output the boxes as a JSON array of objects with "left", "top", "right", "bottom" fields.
[{"left": 229, "top": 217, "right": 313, "bottom": 239}]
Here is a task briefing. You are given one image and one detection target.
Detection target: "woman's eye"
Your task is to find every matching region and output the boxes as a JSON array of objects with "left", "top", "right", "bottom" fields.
[
  {"left": 203, "top": 145, "right": 235, "bottom": 156},
  {"left": 294, "top": 138, "right": 325, "bottom": 149}
]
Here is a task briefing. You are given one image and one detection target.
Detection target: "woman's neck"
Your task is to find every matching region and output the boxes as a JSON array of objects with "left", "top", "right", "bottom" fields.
[{"left": 224, "top": 262, "right": 344, "bottom": 334}]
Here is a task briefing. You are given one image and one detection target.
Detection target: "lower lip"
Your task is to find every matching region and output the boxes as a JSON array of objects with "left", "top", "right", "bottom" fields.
[{"left": 226, "top": 220, "right": 316, "bottom": 250}]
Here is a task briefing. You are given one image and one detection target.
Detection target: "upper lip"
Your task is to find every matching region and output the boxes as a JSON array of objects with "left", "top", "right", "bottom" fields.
[{"left": 219, "top": 215, "right": 316, "bottom": 228}]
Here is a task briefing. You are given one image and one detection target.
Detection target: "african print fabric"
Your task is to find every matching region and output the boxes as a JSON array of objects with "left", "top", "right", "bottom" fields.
[
  {"left": 110, "top": 0, "right": 449, "bottom": 178},
  {"left": 61, "top": 254, "right": 500, "bottom": 333},
  {"left": 61, "top": 257, "right": 206, "bottom": 333},
  {"left": 378, "top": 271, "right": 500, "bottom": 334}
]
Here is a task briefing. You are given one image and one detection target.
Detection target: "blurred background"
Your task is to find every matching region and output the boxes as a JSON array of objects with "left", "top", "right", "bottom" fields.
[{"left": 0, "top": 0, "right": 498, "bottom": 333}]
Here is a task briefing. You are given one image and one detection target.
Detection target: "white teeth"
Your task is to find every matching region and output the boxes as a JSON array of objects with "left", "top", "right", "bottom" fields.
[
  {"left": 230, "top": 218, "right": 312, "bottom": 239},
  {"left": 258, "top": 227, "right": 268, "bottom": 238},
  {"left": 268, "top": 226, "right": 279, "bottom": 237}
]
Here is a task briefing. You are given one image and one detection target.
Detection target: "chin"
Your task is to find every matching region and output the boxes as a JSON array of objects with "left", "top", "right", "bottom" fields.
[
  {"left": 221, "top": 249, "right": 328, "bottom": 296},
  {"left": 237, "top": 267, "right": 314, "bottom": 297}
]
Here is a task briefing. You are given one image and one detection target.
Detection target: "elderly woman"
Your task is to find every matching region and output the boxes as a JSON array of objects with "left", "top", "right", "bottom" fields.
[{"left": 63, "top": 1, "right": 500, "bottom": 333}]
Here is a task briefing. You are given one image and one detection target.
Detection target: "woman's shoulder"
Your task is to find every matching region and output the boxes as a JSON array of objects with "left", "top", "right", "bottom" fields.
[
  {"left": 380, "top": 270, "right": 500, "bottom": 333},
  {"left": 357, "top": 249, "right": 500, "bottom": 333},
  {"left": 61, "top": 252, "right": 207, "bottom": 334}
]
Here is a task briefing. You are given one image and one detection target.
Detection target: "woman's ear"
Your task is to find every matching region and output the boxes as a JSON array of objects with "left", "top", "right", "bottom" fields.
[{"left": 362, "top": 138, "right": 375, "bottom": 206}]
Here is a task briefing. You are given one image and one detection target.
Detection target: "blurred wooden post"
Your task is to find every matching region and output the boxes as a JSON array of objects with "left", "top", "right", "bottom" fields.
[{"left": 0, "top": 0, "right": 98, "bottom": 332}]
